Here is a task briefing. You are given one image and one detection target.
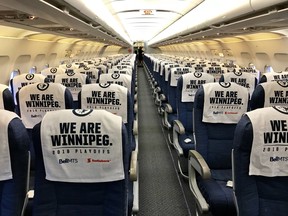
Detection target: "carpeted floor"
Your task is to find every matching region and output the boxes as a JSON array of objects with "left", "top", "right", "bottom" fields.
[{"left": 137, "top": 66, "right": 196, "bottom": 216}]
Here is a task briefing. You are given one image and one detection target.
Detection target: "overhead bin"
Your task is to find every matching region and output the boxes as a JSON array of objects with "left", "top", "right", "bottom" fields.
[
  {"left": 250, "top": 0, "right": 287, "bottom": 11},
  {"left": 148, "top": 0, "right": 288, "bottom": 46}
]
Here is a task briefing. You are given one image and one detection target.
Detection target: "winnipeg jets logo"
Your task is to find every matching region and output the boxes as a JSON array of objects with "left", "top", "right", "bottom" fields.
[
  {"left": 111, "top": 73, "right": 120, "bottom": 79},
  {"left": 66, "top": 64, "right": 72, "bottom": 68},
  {"left": 219, "top": 82, "right": 231, "bottom": 88},
  {"left": 194, "top": 72, "right": 202, "bottom": 78},
  {"left": 50, "top": 68, "right": 57, "bottom": 74},
  {"left": 25, "top": 74, "right": 34, "bottom": 80},
  {"left": 66, "top": 71, "right": 75, "bottom": 76},
  {"left": 99, "top": 83, "right": 110, "bottom": 88},
  {"left": 277, "top": 81, "right": 288, "bottom": 87},
  {"left": 72, "top": 109, "right": 93, "bottom": 116},
  {"left": 84, "top": 67, "right": 90, "bottom": 70},
  {"left": 234, "top": 71, "right": 242, "bottom": 76},
  {"left": 37, "top": 83, "right": 49, "bottom": 91},
  {"left": 274, "top": 106, "right": 288, "bottom": 114}
]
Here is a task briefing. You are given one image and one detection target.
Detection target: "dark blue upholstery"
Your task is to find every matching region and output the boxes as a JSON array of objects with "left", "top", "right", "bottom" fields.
[
  {"left": 0, "top": 84, "right": 15, "bottom": 112},
  {"left": 0, "top": 110, "right": 30, "bottom": 216},
  {"left": 191, "top": 82, "right": 249, "bottom": 216},
  {"left": 16, "top": 83, "right": 74, "bottom": 215},
  {"left": 32, "top": 110, "right": 130, "bottom": 216},
  {"left": 233, "top": 109, "right": 288, "bottom": 216}
]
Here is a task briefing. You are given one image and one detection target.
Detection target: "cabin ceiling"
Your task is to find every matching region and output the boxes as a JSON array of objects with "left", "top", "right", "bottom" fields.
[{"left": 0, "top": 0, "right": 287, "bottom": 47}]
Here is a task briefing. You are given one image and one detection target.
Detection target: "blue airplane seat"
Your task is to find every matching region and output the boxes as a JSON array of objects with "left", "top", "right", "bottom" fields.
[
  {"left": 0, "top": 110, "right": 30, "bottom": 216},
  {"left": 16, "top": 82, "right": 74, "bottom": 215},
  {"left": 250, "top": 80, "right": 288, "bottom": 110},
  {"left": 219, "top": 70, "right": 258, "bottom": 100},
  {"left": 233, "top": 106, "right": 288, "bottom": 216},
  {"left": 32, "top": 109, "right": 130, "bottom": 216},
  {"left": 172, "top": 72, "right": 215, "bottom": 177},
  {"left": 79, "top": 83, "right": 138, "bottom": 214},
  {"left": 0, "top": 84, "right": 15, "bottom": 112},
  {"left": 54, "top": 71, "right": 91, "bottom": 109},
  {"left": 188, "top": 82, "right": 249, "bottom": 216}
]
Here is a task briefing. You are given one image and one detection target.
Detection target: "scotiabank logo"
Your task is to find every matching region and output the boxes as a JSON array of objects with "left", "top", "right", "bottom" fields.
[
  {"left": 225, "top": 111, "right": 238, "bottom": 114},
  {"left": 87, "top": 158, "right": 111, "bottom": 163}
]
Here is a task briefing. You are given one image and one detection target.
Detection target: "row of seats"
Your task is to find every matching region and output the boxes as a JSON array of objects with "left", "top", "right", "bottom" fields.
[
  {"left": 0, "top": 54, "right": 139, "bottom": 215},
  {"left": 143, "top": 54, "right": 288, "bottom": 216}
]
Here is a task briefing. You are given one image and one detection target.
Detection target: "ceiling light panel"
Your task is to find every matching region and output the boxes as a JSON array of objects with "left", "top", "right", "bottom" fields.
[{"left": 106, "top": 0, "right": 200, "bottom": 41}]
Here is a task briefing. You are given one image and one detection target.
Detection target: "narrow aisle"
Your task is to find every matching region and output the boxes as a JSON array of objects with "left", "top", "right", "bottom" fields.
[{"left": 137, "top": 66, "right": 192, "bottom": 216}]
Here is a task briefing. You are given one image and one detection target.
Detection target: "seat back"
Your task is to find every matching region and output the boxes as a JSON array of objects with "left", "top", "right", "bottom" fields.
[
  {"left": 233, "top": 106, "right": 288, "bottom": 216},
  {"left": 0, "top": 84, "right": 15, "bottom": 112},
  {"left": 74, "top": 67, "right": 100, "bottom": 83},
  {"left": 167, "top": 67, "right": 192, "bottom": 111},
  {"left": 193, "top": 82, "right": 249, "bottom": 169},
  {"left": 32, "top": 109, "right": 129, "bottom": 216},
  {"left": 10, "top": 73, "right": 46, "bottom": 106},
  {"left": 41, "top": 67, "right": 65, "bottom": 83},
  {"left": 0, "top": 110, "right": 30, "bottom": 216},
  {"left": 54, "top": 71, "right": 90, "bottom": 108},
  {"left": 79, "top": 83, "right": 135, "bottom": 150},
  {"left": 220, "top": 70, "right": 258, "bottom": 98},
  {"left": 260, "top": 71, "right": 288, "bottom": 83},
  {"left": 17, "top": 82, "right": 73, "bottom": 129},
  {"left": 99, "top": 73, "right": 132, "bottom": 93},
  {"left": 250, "top": 81, "right": 288, "bottom": 110},
  {"left": 177, "top": 72, "right": 214, "bottom": 133}
]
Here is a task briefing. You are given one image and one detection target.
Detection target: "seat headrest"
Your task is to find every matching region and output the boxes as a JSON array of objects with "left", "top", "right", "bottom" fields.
[
  {"left": 40, "top": 109, "right": 124, "bottom": 183},
  {"left": 181, "top": 72, "right": 214, "bottom": 102},
  {"left": 169, "top": 67, "right": 191, "bottom": 87},
  {"left": 259, "top": 81, "right": 288, "bottom": 107},
  {"left": 223, "top": 71, "right": 257, "bottom": 98},
  {"left": 247, "top": 106, "right": 288, "bottom": 176},
  {"left": 99, "top": 73, "right": 132, "bottom": 93},
  {"left": 262, "top": 71, "right": 288, "bottom": 82},
  {"left": 54, "top": 72, "right": 87, "bottom": 101},
  {"left": 81, "top": 83, "right": 128, "bottom": 123},
  {"left": 18, "top": 83, "right": 67, "bottom": 129},
  {"left": 202, "top": 82, "right": 249, "bottom": 123},
  {"left": 11, "top": 73, "right": 46, "bottom": 105}
]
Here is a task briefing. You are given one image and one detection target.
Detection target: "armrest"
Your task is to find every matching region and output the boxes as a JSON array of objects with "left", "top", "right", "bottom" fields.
[
  {"left": 154, "top": 86, "right": 161, "bottom": 93},
  {"left": 172, "top": 120, "right": 185, "bottom": 156},
  {"left": 188, "top": 150, "right": 211, "bottom": 214},
  {"left": 133, "top": 119, "right": 138, "bottom": 135},
  {"left": 173, "top": 120, "right": 185, "bottom": 134},
  {"left": 130, "top": 150, "right": 138, "bottom": 181},
  {"left": 162, "top": 103, "right": 173, "bottom": 129},
  {"left": 134, "top": 102, "right": 138, "bottom": 114},
  {"left": 159, "top": 93, "right": 166, "bottom": 102},
  {"left": 164, "top": 103, "right": 173, "bottom": 113},
  {"left": 189, "top": 150, "right": 211, "bottom": 179}
]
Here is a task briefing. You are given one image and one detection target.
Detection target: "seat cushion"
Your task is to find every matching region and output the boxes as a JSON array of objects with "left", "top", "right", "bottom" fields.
[
  {"left": 197, "top": 169, "right": 236, "bottom": 216},
  {"left": 179, "top": 132, "right": 194, "bottom": 158}
]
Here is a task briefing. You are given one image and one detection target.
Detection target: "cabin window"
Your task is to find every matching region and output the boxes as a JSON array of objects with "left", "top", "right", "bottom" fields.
[
  {"left": 0, "top": 55, "right": 10, "bottom": 84},
  {"left": 48, "top": 53, "right": 57, "bottom": 67},
  {"left": 14, "top": 55, "right": 31, "bottom": 74},
  {"left": 34, "top": 54, "right": 46, "bottom": 72},
  {"left": 240, "top": 52, "right": 252, "bottom": 68},
  {"left": 274, "top": 53, "right": 288, "bottom": 71}
]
